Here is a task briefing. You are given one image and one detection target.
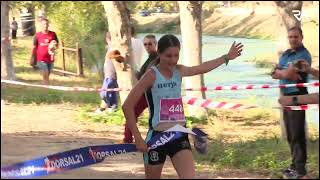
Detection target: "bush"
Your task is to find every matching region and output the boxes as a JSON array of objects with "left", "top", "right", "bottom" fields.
[
  {"left": 47, "top": 2, "right": 107, "bottom": 76},
  {"left": 202, "top": 1, "right": 219, "bottom": 12},
  {"left": 134, "top": 1, "right": 178, "bottom": 12}
]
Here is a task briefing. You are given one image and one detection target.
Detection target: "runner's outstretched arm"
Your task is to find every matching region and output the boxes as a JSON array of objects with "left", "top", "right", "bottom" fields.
[
  {"left": 279, "top": 93, "right": 319, "bottom": 106},
  {"left": 178, "top": 41, "right": 243, "bottom": 77}
]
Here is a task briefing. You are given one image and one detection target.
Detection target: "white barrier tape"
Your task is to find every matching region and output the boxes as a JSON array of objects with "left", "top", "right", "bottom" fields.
[
  {"left": 284, "top": 104, "right": 319, "bottom": 111},
  {"left": 2, "top": 79, "right": 319, "bottom": 92},
  {"left": 1, "top": 79, "right": 318, "bottom": 111},
  {"left": 182, "top": 96, "right": 319, "bottom": 111},
  {"left": 185, "top": 82, "right": 319, "bottom": 91},
  {"left": 1, "top": 79, "right": 131, "bottom": 92}
]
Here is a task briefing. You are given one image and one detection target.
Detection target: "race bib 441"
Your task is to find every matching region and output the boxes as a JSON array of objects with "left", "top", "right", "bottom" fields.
[{"left": 159, "top": 98, "right": 185, "bottom": 123}]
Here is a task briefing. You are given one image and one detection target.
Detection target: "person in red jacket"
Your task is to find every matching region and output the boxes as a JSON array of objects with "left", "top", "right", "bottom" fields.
[{"left": 30, "top": 18, "right": 59, "bottom": 85}]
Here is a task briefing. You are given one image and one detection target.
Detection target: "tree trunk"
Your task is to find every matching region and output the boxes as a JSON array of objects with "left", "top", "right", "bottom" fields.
[
  {"left": 173, "top": 1, "right": 179, "bottom": 12},
  {"left": 1, "top": 1, "right": 16, "bottom": 80},
  {"left": 102, "top": 1, "right": 137, "bottom": 105},
  {"left": 274, "top": 1, "right": 303, "bottom": 140},
  {"left": 275, "top": 1, "right": 302, "bottom": 30},
  {"left": 178, "top": 1, "right": 206, "bottom": 118},
  {"left": 275, "top": 1, "right": 303, "bottom": 55}
]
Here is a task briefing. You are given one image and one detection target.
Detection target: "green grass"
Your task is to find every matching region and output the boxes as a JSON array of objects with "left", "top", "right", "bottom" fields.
[
  {"left": 1, "top": 84, "right": 100, "bottom": 105},
  {"left": 194, "top": 137, "right": 319, "bottom": 178},
  {"left": 78, "top": 105, "right": 127, "bottom": 126},
  {"left": 11, "top": 36, "right": 103, "bottom": 82},
  {"left": 242, "top": 110, "right": 273, "bottom": 126},
  {"left": 77, "top": 103, "right": 210, "bottom": 128},
  {"left": 77, "top": 104, "right": 149, "bottom": 126},
  {"left": 135, "top": 16, "right": 180, "bottom": 34},
  {"left": 2, "top": 36, "right": 103, "bottom": 106},
  {"left": 192, "top": 108, "right": 319, "bottom": 178}
]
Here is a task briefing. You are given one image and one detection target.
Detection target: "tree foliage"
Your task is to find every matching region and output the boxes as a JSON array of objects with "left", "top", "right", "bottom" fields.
[
  {"left": 46, "top": 1, "right": 107, "bottom": 75},
  {"left": 129, "top": 1, "right": 178, "bottom": 12}
]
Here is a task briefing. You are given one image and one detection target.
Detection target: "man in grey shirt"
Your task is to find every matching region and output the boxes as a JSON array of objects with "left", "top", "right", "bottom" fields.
[
  {"left": 103, "top": 55, "right": 117, "bottom": 80},
  {"left": 98, "top": 50, "right": 124, "bottom": 112}
]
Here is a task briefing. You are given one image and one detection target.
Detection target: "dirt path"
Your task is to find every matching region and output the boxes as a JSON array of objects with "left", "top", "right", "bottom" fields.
[{"left": 1, "top": 103, "right": 271, "bottom": 179}]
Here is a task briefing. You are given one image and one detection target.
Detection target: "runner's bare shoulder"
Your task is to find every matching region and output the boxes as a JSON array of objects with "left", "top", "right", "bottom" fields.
[{"left": 137, "top": 68, "right": 156, "bottom": 89}]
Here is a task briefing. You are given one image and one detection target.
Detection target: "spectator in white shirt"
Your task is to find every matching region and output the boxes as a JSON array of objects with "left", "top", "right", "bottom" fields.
[{"left": 130, "top": 26, "right": 144, "bottom": 72}]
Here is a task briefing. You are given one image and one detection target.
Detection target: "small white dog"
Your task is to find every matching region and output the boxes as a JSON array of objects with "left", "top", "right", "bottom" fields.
[
  {"left": 48, "top": 40, "right": 58, "bottom": 55},
  {"left": 48, "top": 40, "right": 58, "bottom": 61}
]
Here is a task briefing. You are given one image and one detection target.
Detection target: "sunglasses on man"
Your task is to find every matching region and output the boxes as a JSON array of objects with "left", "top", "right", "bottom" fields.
[{"left": 144, "top": 42, "right": 153, "bottom": 46}]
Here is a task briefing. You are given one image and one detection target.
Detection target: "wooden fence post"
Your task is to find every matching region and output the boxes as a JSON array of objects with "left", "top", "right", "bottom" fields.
[
  {"left": 76, "top": 42, "right": 84, "bottom": 77},
  {"left": 54, "top": 41, "right": 84, "bottom": 77},
  {"left": 76, "top": 42, "right": 80, "bottom": 76},
  {"left": 79, "top": 47, "right": 84, "bottom": 77},
  {"left": 61, "top": 41, "right": 66, "bottom": 76}
]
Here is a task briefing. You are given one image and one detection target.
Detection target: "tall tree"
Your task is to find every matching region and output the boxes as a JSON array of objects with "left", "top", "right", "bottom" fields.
[
  {"left": 11, "top": 1, "right": 53, "bottom": 19},
  {"left": 102, "top": 1, "right": 137, "bottom": 104},
  {"left": 275, "top": 1, "right": 302, "bottom": 30},
  {"left": 178, "top": 1, "right": 206, "bottom": 117},
  {"left": 10, "top": 1, "right": 37, "bottom": 36},
  {"left": 274, "top": 1, "right": 303, "bottom": 139},
  {"left": 1, "top": 1, "right": 16, "bottom": 80},
  {"left": 275, "top": 1, "right": 303, "bottom": 55}
]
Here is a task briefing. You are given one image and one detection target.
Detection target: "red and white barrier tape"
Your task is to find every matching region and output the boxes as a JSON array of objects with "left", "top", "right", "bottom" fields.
[
  {"left": 183, "top": 97, "right": 258, "bottom": 110},
  {"left": 2, "top": 79, "right": 319, "bottom": 92},
  {"left": 1, "top": 80, "right": 318, "bottom": 111},
  {"left": 1, "top": 37, "right": 10, "bottom": 43},
  {"left": 182, "top": 97, "right": 319, "bottom": 111},
  {"left": 284, "top": 104, "right": 319, "bottom": 111},
  {"left": 185, "top": 82, "right": 319, "bottom": 91},
  {"left": 1, "top": 79, "right": 131, "bottom": 92}
]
